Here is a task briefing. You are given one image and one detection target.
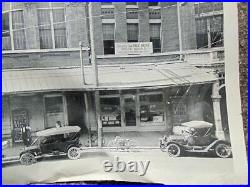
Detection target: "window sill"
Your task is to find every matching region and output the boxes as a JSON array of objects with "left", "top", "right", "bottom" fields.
[{"left": 2, "top": 47, "right": 89, "bottom": 55}]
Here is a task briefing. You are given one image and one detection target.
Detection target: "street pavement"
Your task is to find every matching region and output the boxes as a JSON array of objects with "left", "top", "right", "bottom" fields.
[{"left": 2, "top": 149, "right": 236, "bottom": 184}]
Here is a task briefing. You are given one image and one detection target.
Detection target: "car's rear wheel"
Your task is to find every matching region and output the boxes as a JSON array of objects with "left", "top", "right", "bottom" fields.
[
  {"left": 20, "top": 152, "right": 36, "bottom": 165},
  {"left": 67, "top": 147, "right": 81, "bottom": 160},
  {"left": 215, "top": 143, "right": 232, "bottom": 158},
  {"left": 166, "top": 143, "right": 181, "bottom": 157}
]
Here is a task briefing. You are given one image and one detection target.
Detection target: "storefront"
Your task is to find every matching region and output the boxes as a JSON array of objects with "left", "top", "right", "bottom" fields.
[
  {"left": 99, "top": 89, "right": 168, "bottom": 132},
  {"left": 2, "top": 63, "right": 225, "bottom": 146}
]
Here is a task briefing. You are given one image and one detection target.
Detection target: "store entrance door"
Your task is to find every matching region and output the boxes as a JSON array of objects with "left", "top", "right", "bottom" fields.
[
  {"left": 123, "top": 96, "right": 136, "bottom": 127},
  {"left": 44, "top": 95, "right": 65, "bottom": 129}
]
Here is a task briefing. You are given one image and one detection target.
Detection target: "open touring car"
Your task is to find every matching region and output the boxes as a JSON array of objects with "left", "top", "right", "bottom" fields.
[
  {"left": 19, "top": 126, "right": 82, "bottom": 165},
  {"left": 160, "top": 121, "right": 232, "bottom": 158}
]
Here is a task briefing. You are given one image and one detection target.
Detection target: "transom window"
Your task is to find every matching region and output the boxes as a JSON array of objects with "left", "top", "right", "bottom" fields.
[
  {"left": 38, "top": 7, "right": 67, "bottom": 49},
  {"left": 2, "top": 10, "right": 26, "bottom": 50}
]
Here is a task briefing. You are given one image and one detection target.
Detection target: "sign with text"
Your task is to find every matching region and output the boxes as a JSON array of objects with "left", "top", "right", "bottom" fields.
[{"left": 115, "top": 42, "right": 153, "bottom": 55}]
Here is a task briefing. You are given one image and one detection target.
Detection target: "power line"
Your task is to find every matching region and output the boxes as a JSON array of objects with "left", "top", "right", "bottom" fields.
[{"left": 2, "top": 3, "right": 178, "bottom": 34}]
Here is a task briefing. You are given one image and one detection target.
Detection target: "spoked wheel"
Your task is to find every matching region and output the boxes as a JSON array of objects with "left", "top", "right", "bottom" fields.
[
  {"left": 215, "top": 143, "right": 232, "bottom": 158},
  {"left": 108, "top": 140, "right": 117, "bottom": 152},
  {"left": 166, "top": 143, "right": 181, "bottom": 157},
  {"left": 67, "top": 147, "right": 81, "bottom": 160},
  {"left": 126, "top": 140, "right": 136, "bottom": 152},
  {"left": 20, "top": 152, "right": 36, "bottom": 165}
]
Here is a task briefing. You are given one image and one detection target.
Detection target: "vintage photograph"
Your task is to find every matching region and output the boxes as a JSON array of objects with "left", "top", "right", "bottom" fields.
[{"left": 1, "top": 2, "right": 246, "bottom": 184}]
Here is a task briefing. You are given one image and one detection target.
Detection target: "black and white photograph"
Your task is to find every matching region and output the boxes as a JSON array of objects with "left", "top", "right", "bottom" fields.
[{"left": 1, "top": 2, "right": 247, "bottom": 184}]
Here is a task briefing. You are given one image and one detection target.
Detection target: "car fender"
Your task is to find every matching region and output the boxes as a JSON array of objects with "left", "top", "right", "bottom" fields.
[
  {"left": 205, "top": 139, "right": 231, "bottom": 151},
  {"left": 166, "top": 141, "right": 184, "bottom": 149}
]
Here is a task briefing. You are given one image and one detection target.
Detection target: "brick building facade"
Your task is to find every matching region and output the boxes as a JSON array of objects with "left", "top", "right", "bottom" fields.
[{"left": 2, "top": 2, "right": 227, "bottom": 146}]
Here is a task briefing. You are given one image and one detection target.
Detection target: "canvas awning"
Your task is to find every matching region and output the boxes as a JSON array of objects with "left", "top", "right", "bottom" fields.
[{"left": 2, "top": 62, "right": 217, "bottom": 95}]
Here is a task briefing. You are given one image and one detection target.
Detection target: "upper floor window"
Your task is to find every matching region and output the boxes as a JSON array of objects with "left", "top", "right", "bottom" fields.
[
  {"left": 38, "top": 8, "right": 67, "bottom": 49},
  {"left": 127, "top": 23, "right": 138, "bottom": 42},
  {"left": 101, "top": 2, "right": 112, "bottom": 5},
  {"left": 196, "top": 15, "right": 223, "bottom": 49},
  {"left": 126, "top": 2, "right": 137, "bottom": 6},
  {"left": 102, "top": 23, "right": 115, "bottom": 54},
  {"left": 150, "top": 23, "right": 161, "bottom": 53},
  {"left": 148, "top": 2, "right": 159, "bottom": 6},
  {"left": 2, "top": 10, "right": 26, "bottom": 50}
]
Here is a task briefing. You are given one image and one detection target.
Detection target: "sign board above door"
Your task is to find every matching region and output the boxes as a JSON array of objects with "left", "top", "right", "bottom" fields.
[{"left": 115, "top": 42, "right": 153, "bottom": 55}]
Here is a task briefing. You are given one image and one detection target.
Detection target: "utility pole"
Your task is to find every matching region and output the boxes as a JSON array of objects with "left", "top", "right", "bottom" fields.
[
  {"left": 177, "top": 2, "right": 183, "bottom": 60},
  {"left": 88, "top": 2, "right": 102, "bottom": 147},
  {"left": 88, "top": 2, "right": 99, "bottom": 86},
  {"left": 79, "top": 41, "right": 86, "bottom": 85}
]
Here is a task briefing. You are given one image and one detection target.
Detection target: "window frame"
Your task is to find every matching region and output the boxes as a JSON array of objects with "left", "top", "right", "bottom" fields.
[
  {"left": 149, "top": 23, "right": 161, "bottom": 53},
  {"left": 102, "top": 23, "right": 115, "bottom": 55},
  {"left": 195, "top": 14, "right": 224, "bottom": 49},
  {"left": 2, "top": 4, "right": 26, "bottom": 51},
  {"left": 138, "top": 92, "right": 165, "bottom": 126},
  {"left": 37, "top": 3, "right": 67, "bottom": 49},
  {"left": 127, "top": 23, "right": 139, "bottom": 42}
]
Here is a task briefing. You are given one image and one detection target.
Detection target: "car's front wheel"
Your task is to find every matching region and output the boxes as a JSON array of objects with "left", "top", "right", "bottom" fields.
[
  {"left": 215, "top": 143, "right": 232, "bottom": 158},
  {"left": 166, "top": 143, "right": 181, "bottom": 157},
  {"left": 67, "top": 147, "right": 81, "bottom": 160},
  {"left": 20, "top": 152, "right": 36, "bottom": 165}
]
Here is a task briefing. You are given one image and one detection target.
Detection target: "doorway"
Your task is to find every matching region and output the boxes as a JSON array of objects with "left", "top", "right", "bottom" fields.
[
  {"left": 123, "top": 95, "right": 136, "bottom": 127},
  {"left": 44, "top": 95, "right": 65, "bottom": 129}
]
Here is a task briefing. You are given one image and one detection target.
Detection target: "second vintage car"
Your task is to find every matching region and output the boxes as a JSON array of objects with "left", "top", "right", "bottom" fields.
[{"left": 160, "top": 121, "right": 232, "bottom": 158}]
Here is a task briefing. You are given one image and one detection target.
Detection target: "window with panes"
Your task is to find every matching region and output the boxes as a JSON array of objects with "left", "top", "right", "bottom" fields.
[
  {"left": 2, "top": 10, "right": 26, "bottom": 50},
  {"left": 102, "top": 23, "right": 115, "bottom": 54},
  {"left": 37, "top": 8, "right": 67, "bottom": 49},
  {"left": 127, "top": 23, "right": 139, "bottom": 42},
  {"left": 150, "top": 23, "right": 161, "bottom": 53},
  {"left": 195, "top": 15, "right": 223, "bottom": 49}
]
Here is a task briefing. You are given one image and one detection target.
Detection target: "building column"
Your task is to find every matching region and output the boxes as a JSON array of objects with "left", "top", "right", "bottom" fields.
[
  {"left": 138, "top": 3, "right": 150, "bottom": 42},
  {"left": 114, "top": 2, "right": 127, "bottom": 42},
  {"left": 211, "top": 80, "right": 225, "bottom": 140},
  {"left": 95, "top": 90, "right": 103, "bottom": 147}
]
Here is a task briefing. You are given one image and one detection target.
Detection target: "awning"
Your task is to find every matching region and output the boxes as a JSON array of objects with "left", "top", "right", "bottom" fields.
[{"left": 2, "top": 62, "right": 217, "bottom": 95}]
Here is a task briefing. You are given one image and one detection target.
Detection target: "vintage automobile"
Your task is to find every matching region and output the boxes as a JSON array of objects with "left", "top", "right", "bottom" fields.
[
  {"left": 160, "top": 121, "right": 232, "bottom": 158},
  {"left": 19, "top": 126, "right": 82, "bottom": 165}
]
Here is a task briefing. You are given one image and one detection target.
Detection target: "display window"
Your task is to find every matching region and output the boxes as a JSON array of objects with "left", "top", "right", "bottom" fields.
[
  {"left": 100, "top": 97, "right": 121, "bottom": 127},
  {"left": 139, "top": 93, "right": 165, "bottom": 125}
]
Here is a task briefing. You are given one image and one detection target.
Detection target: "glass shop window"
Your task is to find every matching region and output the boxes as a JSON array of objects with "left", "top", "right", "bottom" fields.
[
  {"left": 139, "top": 94, "right": 165, "bottom": 124},
  {"left": 100, "top": 97, "right": 121, "bottom": 127}
]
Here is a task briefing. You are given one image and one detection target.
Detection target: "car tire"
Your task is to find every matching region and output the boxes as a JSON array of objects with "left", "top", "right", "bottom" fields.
[
  {"left": 67, "top": 146, "right": 81, "bottom": 160},
  {"left": 20, "top": 152, "right": 36, "bottom": 165},
  {"left": 166, "top": 143, "right": 181, "bottom": 157},
  {"left": 215, "top": 143, "right": 232, "bottom": 158}
]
